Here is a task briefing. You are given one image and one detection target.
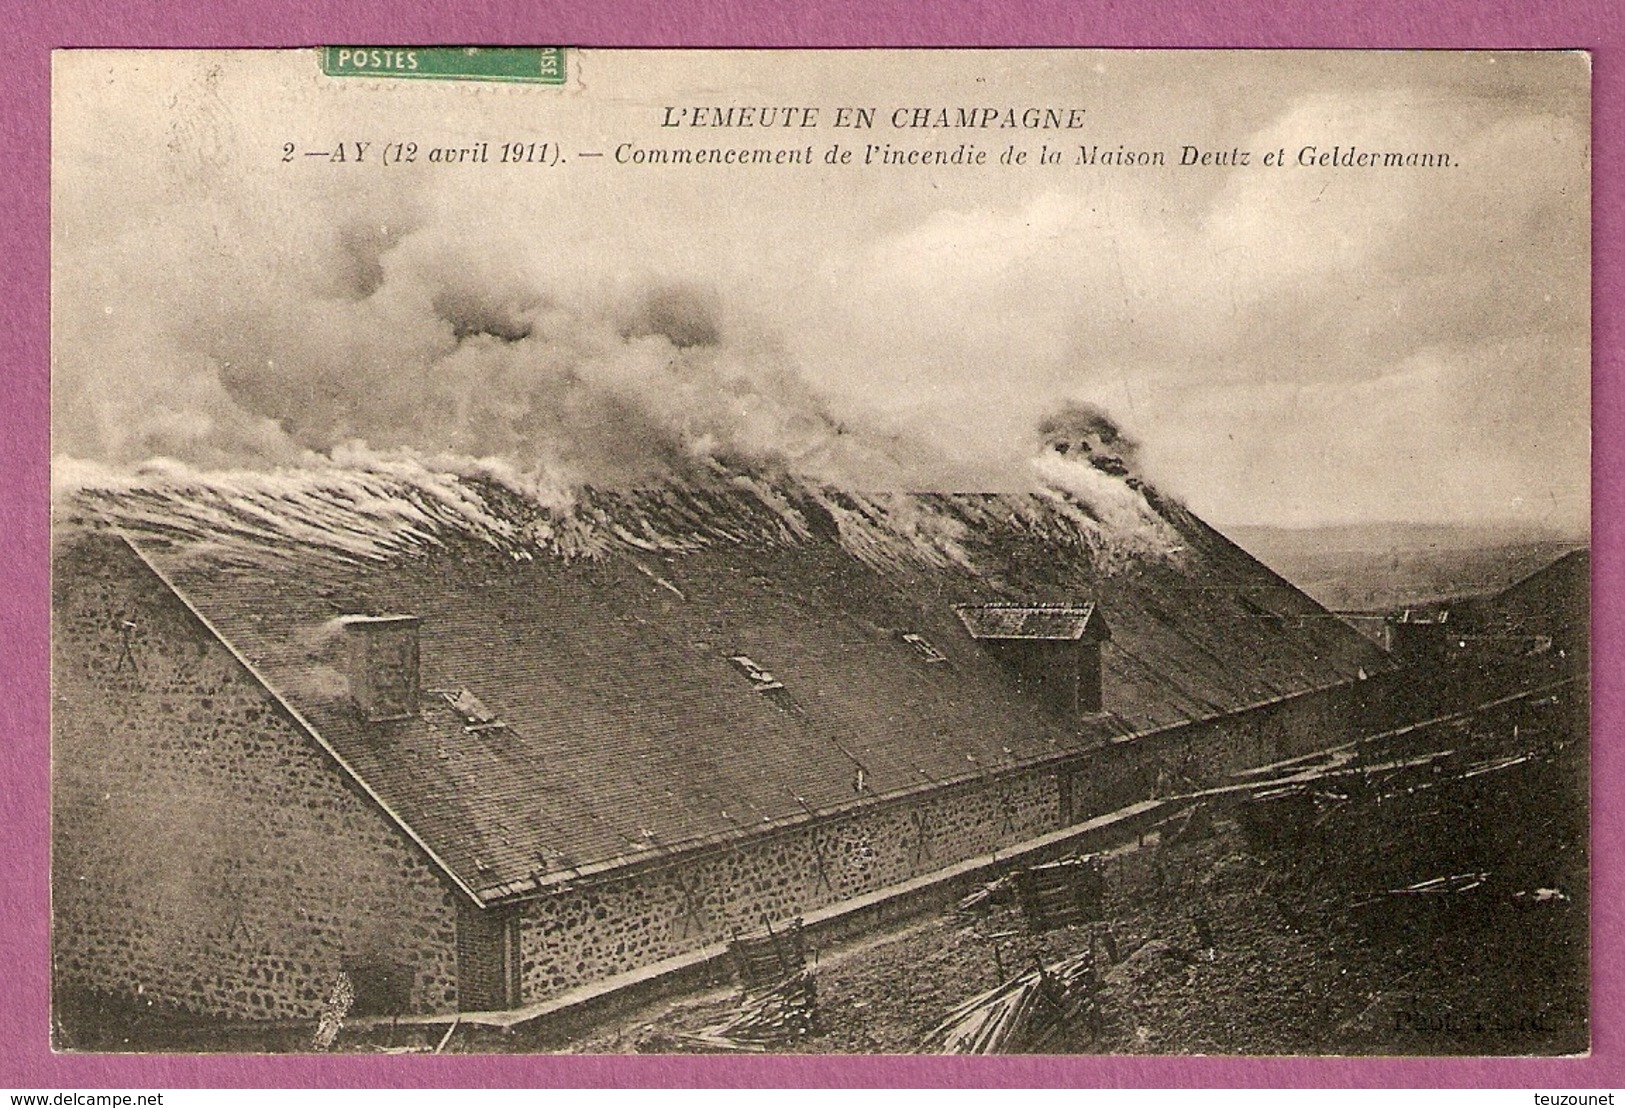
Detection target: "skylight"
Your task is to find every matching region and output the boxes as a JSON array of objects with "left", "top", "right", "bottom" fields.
[
  {"left": 902, "top": 632, "right": 948, "bottom": 663},
  {"left": 728, "top": 654, "right": 784, "bottom": 691},
  {"left": 437, "top": 687, "right": 508, "bottom": 733}
]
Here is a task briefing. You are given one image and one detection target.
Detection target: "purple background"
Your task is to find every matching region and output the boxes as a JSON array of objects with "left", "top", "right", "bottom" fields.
[{"left": 3, "top": 0, "right": 1618, "bottom": 1089}]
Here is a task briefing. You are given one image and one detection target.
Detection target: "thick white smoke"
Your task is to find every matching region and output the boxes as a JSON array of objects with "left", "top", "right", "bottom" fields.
[
  {"left": 52, "top": 52, "right": 1591, "bottom": 536},
  {"left": 1028, "top": 401, "right": 1185, "bottom": 559},
  {"left": 56, "top": 207, "right": 918, "bottom": 493},
  {"left": 48, "top": 49, "right": 1197, "bottom": 564},
  {"left": 53, "top": 186, "right": 1175, "bottom": 568}
]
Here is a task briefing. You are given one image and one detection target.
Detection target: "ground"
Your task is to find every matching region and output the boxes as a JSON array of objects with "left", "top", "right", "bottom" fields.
[{"left": 560, "top": 681, "right": 1588, "bottom": 1057}]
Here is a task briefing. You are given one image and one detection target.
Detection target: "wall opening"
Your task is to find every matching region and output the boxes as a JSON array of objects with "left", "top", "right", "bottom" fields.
[{"left": 341, "top": 957, "right": 413, "bottom": 1017}]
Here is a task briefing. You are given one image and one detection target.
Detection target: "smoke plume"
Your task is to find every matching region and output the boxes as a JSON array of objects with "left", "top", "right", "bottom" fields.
[
  {"left": 1029, "top": 401, "right": 1182, "bottom": 560},
  {"left": 63, "top": 212, "right": 908, "bottom": 490},
  {"left": 49, "top": 80, "right": 1185, "bottom": 569},
  {"left": 1036, "top": 402, "right": 1142, "bottom": 479}
]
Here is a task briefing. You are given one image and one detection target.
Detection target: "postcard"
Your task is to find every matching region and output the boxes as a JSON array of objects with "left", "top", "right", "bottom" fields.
[{"left": 48, "top": 47, "right": 1590, "bottom": 1057}]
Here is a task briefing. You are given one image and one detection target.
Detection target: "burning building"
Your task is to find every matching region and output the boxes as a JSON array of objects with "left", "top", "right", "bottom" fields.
[{"left": 51, "top": 458, "right": 1391, "bottom": 1026}]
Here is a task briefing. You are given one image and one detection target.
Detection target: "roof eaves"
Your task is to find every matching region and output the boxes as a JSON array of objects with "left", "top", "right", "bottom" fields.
[{"left": 478, "top": 663, "right": 1367, "bottom": 905}]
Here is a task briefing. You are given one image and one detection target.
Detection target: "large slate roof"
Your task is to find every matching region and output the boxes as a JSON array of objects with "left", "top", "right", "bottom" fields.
[{"left": 61, "top": 472, "right": 1388, "bottom": 904}]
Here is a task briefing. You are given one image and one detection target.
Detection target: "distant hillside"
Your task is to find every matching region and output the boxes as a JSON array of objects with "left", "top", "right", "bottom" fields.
[{"left": 1226, "top": 522, "right": 1589, "bottom": 612}]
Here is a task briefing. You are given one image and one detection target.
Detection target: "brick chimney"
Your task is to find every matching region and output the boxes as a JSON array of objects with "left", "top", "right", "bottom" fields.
[
  {"left": 339, "top": 615, "right": 421, "bottom": 722},
  {"left": 1388, "top": 608, "right": 1454, "bottom": 667}
]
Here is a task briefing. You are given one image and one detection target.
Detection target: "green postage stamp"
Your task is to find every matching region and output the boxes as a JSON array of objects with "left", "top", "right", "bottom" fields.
[{"left": 319, "top": 46, "right": 566, "bottom": 84}]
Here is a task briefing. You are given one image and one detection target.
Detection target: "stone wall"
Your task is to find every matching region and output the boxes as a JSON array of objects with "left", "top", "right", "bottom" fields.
[
  {"left": 1064, "top": 678, "right": 1385, "bottom": 821},
  {"left": 52, "top": 535, "right": 461, "bottom": 1021},
  {"left": 516, "top": 765, "right": 1060, "bottom": 999},
  {"left": 512, "top": 678, "right": 1381, "bottom": 1005}
]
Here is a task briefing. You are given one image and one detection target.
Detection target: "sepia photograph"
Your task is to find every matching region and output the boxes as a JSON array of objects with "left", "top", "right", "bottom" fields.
[{"left": 48, "top": 48, "right": 1591, "bottom": 1057}]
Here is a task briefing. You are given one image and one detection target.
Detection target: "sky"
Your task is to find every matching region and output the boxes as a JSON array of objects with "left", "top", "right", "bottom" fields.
[{"left": 50, "top": 49, "right": 1591, "bottom": 531}]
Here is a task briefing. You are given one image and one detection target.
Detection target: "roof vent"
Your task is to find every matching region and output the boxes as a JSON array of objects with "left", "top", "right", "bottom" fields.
[{"left": 339, "top": 615, "right": 420, "bottom": 722}]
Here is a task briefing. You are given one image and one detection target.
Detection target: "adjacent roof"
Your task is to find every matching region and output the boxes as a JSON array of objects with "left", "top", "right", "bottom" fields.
[
  {"left": 1495, "top": 548, "right": 1589, "bottom": 627},
  {"left": 954, "top": 603, "right": 1109, "bottom": 642},
  {"left": 1480, "top": 547, "right": 1589, "bottom": 660},
  {"left": 59, "top": 473, "right": 1389, "bottom": 905}
]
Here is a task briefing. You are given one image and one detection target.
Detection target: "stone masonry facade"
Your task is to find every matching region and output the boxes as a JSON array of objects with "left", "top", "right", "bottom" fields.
[
  {"left": 509, "top": 678, "right": 1374, "bottom": 1003},
  {"left": 52, "top": 536, "right": 460, "bottom": 1022}
]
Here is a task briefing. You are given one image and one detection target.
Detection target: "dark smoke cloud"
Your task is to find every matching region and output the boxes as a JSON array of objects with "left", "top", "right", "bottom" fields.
[
  {"left": 332, "top": 219, "right": 415, "bottom": 302},
  {"left": 1036, "top": 401, "right": 1142, "bottom": 479},
  {"left": 617, "top": 285, "right": 724, "bottom": 349},
  {"left": 434, "top": 289, "right": 540, "bottom": 344}
]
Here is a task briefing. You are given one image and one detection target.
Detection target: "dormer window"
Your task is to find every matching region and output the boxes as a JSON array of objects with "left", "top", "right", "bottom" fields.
[{"left": 954, "top": 603, "right": 1111, "bottom": 715}]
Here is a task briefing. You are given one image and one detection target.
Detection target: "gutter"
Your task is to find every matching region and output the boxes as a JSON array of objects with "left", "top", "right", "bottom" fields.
[{"left": 478, "top": 669, "right": 1382, "bottom": 903}]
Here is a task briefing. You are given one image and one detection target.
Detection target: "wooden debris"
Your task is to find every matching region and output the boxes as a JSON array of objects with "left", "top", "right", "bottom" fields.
[
  {"left": 1512, "top": 887, "right": 1570, "bottom": 907},
  {"left": 1351, "top": 871, "right": 1492, "bottom": 908},
  {"left": 310, "top": 971, "right": 355, "bottom": 1052},
  {"left": 1015, "top": 857, "right": 1105, "bottom": 932},
  {"left": 1349, "top": 871, "right": 1496, "bottom": 930},
  {"left": 919, "top": 950, "right": 1100, "bottom": 1054},
  {"left": 433, "top": 1015, "right": 460, "bottom": 1055},
  {"left": 729, "top": 917, "right": 809, "bottom": 994},
  {"left": 685, "top": 971, "right": 817, "bottom": 1052},
  {"left": 956, "top": 873, "right": 1016, "bottom": 915}
]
